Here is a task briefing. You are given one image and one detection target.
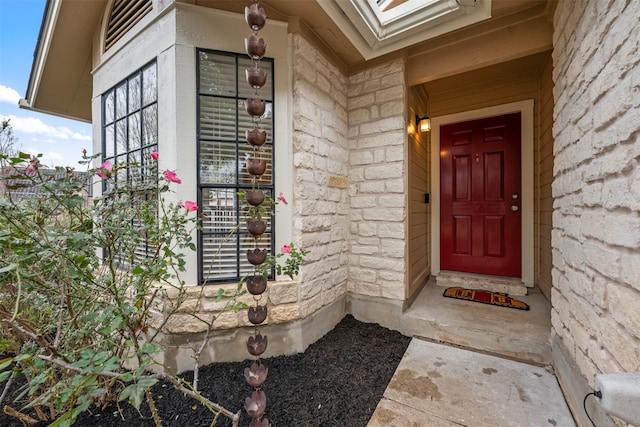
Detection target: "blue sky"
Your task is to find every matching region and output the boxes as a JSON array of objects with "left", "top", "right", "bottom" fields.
[{"left": 0, "top": 0, "right": 92, "bottom": 167}]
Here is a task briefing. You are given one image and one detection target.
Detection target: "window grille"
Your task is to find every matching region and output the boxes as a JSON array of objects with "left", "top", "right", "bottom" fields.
[
  {"left": 101, "top": 61, "right": 158, "bottom": 266},
  {"left": 197, "top": 49, "right": 275, "bottom": 284}
]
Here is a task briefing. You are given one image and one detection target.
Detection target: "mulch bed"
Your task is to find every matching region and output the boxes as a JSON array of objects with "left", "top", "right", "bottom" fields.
[{"left": 1, "top": 315, "right": 411, "bottom": 426}]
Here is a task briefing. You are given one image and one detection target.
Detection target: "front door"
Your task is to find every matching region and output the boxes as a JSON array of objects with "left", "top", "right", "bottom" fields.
[{"left": 440, "top": 113, "right": 521, "bottom": 278}]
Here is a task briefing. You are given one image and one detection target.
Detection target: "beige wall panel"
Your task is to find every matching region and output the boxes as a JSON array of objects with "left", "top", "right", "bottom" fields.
[
  {"left": 407, "top": 85, "right": 430, "bottom": 301},
  {"left": 537, "top": 55, "right": 554, "bottom": 300}
]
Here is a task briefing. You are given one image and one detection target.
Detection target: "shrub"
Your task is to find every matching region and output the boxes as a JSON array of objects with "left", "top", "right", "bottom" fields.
[{"left": 0, "top": 151, "right": 245, "bottom": 426}]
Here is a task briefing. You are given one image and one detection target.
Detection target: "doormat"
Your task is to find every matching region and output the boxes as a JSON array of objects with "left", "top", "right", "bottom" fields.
[{"left": 443, "top": 286, "right": 530, "bottom": 310}]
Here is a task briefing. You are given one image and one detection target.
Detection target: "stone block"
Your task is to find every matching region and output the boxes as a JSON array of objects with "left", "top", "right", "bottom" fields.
[
  {"left": 359, "top": 117, "right": 404, "bottom": 135},
  {"left": 597, "top": 317, "right": 639, "bottom": 372},
  {"left": 269, "top": 304, "right": 300, "bottom": 324},
  {"left": 350, "top": 245, "right": 379, "bottom": 255},
  {"left": 381, "top": 239, "right": 405, "bottom": 257},
  {"left": 363, "top": 207, "right": 404, "bottom": 222},
  {"left": 362, "top": 77, "right": 382, "bottom": 93},
  {"left": 299, "top": 278, "right": 323, "bottom": 300},
  {"left": 607, "top": 284, "right": 640, "bottom": 337},
  {"left": 355, "top": 281, "right": 382, "bottom": 297},
  {"left": 165, "top": 313, "right": 211, "bottom": 334},
  {"left": 379, "top": 222, "right": 405, "bottom": 238},
  {"left": 351, "top": 194, "right": 377, "bottom": 208},
  {"left": 375, "top": 86, "right": 404, "bottom": 103},
  {"left": 363, "top": 163, "right": 403, "bottom": 180},
  {"left": 213, "top": 311, "right": 240, "bottom": 330},
  {"left": 350, "top": 150, "right": 374, "bottom": 165},
  {"left": 380, "top": 282, "right": 405, "bottom": 300},
  {"left": 379, "top": 194, "right": 404, "bottom": 208},
  {"left": 349, "top": 267, "right": 378, "bottom": 282},
  {"left": 620, "top": 252, "right": 640, "bottom": 291},
  {"left": 268, "top": 281, "right": 299, "bottom": 305},
  {"left": 299, "top": 294, "right": 322, "bottom": 317},
  {"left": 348, "top": 92, "right": 376, "bottom": 110}
]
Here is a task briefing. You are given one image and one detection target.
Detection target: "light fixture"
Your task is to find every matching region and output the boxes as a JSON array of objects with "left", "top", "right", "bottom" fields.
[{"left": 416, "top": 115, "right": 431, "bottom": 132}]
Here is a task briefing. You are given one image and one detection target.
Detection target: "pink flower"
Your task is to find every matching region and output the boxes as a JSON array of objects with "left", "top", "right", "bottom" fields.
[
  {"left": 25, "top": 165, "right": 36, "bottom": 175},
  {"left": 277, "top": 192, "right": 288, "bottom": 205},
  {"left": 280, "top": 244, "right": 291, "bottom": 254},
  {"left": 164, "top": 170, "right": 181, "bottom": 184},
  {"left": 150, "top": 151, "right": 159, "bottom": 160},
  {"left": 180, "top": 201, "right": 198, "bottom": 212},
  {"left": 82, "top": 148, "right": 87, "bottom": 155},
  {"left": 96, "top": 160, "right": 113, "bottom": 179}
]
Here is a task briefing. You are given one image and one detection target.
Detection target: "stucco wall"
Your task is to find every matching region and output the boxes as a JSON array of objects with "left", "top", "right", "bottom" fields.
[{"left": 551, "top": 0, "right": 640, "bottom": 425}]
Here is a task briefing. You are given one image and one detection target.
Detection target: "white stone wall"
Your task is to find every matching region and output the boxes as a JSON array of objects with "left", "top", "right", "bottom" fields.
[
  {"left": 551, "top": 0, "right": 640, "bottom": 424},
  {"left": 290, "top": 34, "right": 350, "bottom": 316},
  {"left": 347, "top": 59, "right": 407, "bottom": 301}
]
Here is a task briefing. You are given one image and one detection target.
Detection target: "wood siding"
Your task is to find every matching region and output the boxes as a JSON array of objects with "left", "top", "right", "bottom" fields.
[
  {"left": 537, "top": 55, "right": 554, "bottom": 300},
  {"left": 407, "top": 85, "right": 430, "bottom": 301}
]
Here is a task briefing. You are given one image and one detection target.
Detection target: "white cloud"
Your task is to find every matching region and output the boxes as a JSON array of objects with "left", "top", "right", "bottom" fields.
[
  {"left": 25, "top": 147, "right": 65, "bottom": 167},
  {"left": 1, "top": 114, "right": 91, "bottom": 142},
  {"left": 0, "top": 85, "right": 21, "bottom": 105}
]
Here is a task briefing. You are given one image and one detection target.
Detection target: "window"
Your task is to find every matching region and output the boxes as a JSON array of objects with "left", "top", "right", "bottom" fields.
[
  {"left": 197, "top": 49, "right": 274, "bottom": 284},
  {"left": 102, "top": 61, "right": 158, "bottom": 263}
]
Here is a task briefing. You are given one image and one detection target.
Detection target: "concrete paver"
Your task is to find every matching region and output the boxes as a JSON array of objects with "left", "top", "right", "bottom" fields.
[{"left": 368, "top": 338, "right": 575, "bottom": 427}]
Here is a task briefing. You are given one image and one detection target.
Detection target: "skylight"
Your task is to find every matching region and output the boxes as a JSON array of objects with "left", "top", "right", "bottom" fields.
[{"left": 319, "top": 0, "right": 491, "bottom": 59}]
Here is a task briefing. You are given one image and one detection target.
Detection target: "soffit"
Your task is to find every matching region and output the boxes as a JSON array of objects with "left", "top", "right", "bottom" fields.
[
  {"left": 24, "top": 0, "right": 550, "bottom": 122},
  {"left": 22, "top": 0, "right": 106, "bottom": 122},
  {"left": 199, "top": 0, "right": 549, "bottom": 70}
]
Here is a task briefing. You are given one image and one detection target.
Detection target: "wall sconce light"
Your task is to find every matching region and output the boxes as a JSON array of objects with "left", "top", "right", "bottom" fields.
[{"left": 416, "top": 115, "right": 431, "bottom": 132}]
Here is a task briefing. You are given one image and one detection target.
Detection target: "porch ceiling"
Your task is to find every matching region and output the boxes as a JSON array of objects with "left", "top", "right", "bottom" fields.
[{"left": 22, "top": 0, "right": 551, "bottom": 122}]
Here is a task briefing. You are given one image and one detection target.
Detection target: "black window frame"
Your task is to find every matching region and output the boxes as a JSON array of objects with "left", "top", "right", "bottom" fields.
[
  {"left": 196, "top": 48, "right": 275, "bottom": 285},
  {"left": 100, "top": 60, "right": 159, "bottom": 264}
]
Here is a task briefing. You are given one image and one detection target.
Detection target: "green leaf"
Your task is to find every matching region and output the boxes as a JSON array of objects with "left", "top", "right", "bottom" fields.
[
  {"left": 48, "top": 410, "right": 73, "bottom": 427},
  {"left": 140, "top": 342, "right": 158, "bottom": 354},
  {"left": 14, "top": 353, "right": 31, "bottom": 362},
  {"left": 72, "top": 358, "right": 91, "bottom": 368},
  {"left": 0, "top": 358, "right": 12, "bottom": 371},
  {"left": 136, "top": 378, "right": 158, "bottom": 389},
  {"left": 118, "top": 384, "right": 133, "bottom": 402},
  {"left": 0, "top": 371, "right": 12, "bottom": 382},
  {"left": 0, "top": 263, "right": 17, "bottom": 274}
]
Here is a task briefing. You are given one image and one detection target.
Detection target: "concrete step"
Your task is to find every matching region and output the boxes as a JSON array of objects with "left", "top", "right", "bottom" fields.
[{"left": 402, "top": 280, "right": 552, "bottom": 365}]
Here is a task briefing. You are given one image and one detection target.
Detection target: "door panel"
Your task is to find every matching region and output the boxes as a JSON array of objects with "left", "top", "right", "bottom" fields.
[{"left": 440, "top": 113, "right": 521, "bottom": 277}]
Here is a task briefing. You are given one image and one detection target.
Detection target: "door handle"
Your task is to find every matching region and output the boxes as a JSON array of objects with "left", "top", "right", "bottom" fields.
[{"left": 511, "top": 205, "right": 519, "bottom": 212}]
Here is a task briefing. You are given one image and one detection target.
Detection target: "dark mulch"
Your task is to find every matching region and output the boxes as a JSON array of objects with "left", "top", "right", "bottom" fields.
[{"left": 1, "top": 315, "right": 411, "bottom": 427}]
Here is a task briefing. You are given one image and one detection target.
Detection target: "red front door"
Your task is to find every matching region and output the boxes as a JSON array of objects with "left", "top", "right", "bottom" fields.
[{"left": 440, "top": 113, "right": 521, "bottom": 278}]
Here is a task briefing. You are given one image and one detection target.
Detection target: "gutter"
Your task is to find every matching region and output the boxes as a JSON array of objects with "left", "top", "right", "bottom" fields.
[{"left": 20, "top": 0, "right": 59, "bottom": 112}]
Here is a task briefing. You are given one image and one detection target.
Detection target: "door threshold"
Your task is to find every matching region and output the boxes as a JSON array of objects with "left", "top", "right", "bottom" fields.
[{"left": 434, "top": 270, "right": 528, "bottom": 296}]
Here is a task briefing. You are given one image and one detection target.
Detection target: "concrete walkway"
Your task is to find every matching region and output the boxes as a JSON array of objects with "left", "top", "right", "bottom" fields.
[{"left": 368, "top": 338, "right": 576, "bottom": 427}]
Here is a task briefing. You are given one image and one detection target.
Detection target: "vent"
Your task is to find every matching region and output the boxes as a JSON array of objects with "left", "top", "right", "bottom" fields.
[{"left": 104, "top": 0, "right": 152, "bottom": 51}]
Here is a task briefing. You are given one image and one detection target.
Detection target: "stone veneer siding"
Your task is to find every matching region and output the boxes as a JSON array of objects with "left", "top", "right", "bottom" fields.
[
  {"left": 551, "top": 0, "right": 640, "bottom": 425},
  {"left": 290, "top": 34, "right": 350, "bottom": 315},
  {"left": 150, "top": 34, "right": 351, "bottom": 337},
  {"left": 150, "top": 36, "right": 409, "bottom": 342},
  {"left": 347, "top": 59, "right": 407, "bottom": 301}
]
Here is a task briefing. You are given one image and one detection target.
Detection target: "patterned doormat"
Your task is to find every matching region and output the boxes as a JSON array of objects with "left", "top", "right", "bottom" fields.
[{"left": 443, "top": 286, "right": 530, "bottom": 310}]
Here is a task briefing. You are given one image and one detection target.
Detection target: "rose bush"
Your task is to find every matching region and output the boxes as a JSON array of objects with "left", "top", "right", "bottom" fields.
[{"left": 0, "top": 151, "right": 245, "bottom": 426}]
